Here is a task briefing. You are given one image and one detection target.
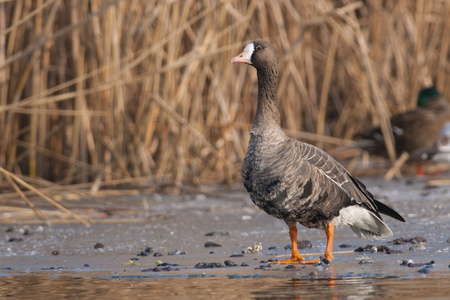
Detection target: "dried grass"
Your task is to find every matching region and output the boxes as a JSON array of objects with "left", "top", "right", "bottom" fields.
[{"left": 0, "top": 0, "right": 449, "bottom": 191}]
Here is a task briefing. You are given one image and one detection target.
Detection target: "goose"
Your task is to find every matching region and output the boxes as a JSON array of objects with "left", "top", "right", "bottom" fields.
[{"left": 230, "top": 40, "right": 405, "bottom": 264}]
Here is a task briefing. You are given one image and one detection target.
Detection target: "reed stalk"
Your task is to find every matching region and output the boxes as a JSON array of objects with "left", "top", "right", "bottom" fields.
[{"left": 0, "top": 0, "right": 448, "bottom": 191}]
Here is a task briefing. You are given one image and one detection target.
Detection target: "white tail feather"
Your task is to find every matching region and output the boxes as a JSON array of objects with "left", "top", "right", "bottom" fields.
[{"left": 332, "top": 206, "right": 393, "bottom": 239}]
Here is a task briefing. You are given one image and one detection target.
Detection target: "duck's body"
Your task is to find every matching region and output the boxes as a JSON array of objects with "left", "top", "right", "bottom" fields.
[
  {"left": 231, "top": 40, "right": 405, "bottom": 264},
  {"left": 411, "top": 122, "right": 450, "bottom": 163},
  {"left": 356, "top": 87, "right": 450, "bottom": 159}
]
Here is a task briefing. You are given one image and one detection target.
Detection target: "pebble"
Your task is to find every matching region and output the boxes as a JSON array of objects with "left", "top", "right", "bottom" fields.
[
  {"left": 8, "top": 237, "right": 23, "bottom": 242},
  {"left": 400, "top": 259, "right": 435, "bottom": 268},
  {"left": 268, "top": 246, "right": 277, "bottom": 250},
  {"left": 359, "top": 259, "right": 374, "bottom": 264},
  {"left": 298, "top": 240, "right": 312, "bottom": 249},
  {"left": 309, "top": 271, "right": 318, "bottom": 277},
  {"left": 224, "top": 260, "right": 237, "bottom": 267},
  {"left": 93, "top": 242, "right": 104, "bottom": 249},
  {"left": 389, "top": 236, "right": 427, "bottom": 245},
  {"left": 194, "top": 262, "right": 224, "bottom": 269},
  {"left": 285, "top": 240, "right": 312, "bottom": 250},
  {"left": 447, "top": 238, "right": 450, "bottom": 243},
  {"left": 241, "top": 263, "right": 249, "bottom": 267},
  {"left": 145, "top": 247, "right": 153, "bottom": 253},
  {"left": 168, "top": 250, "right": 186, "bottom": 255},
  {"left": 138, "top": 251, "right": 149, "bottom": 256},
  {"left": 204, "top": 241, "right": 222, "bottom": 248},
  {"left": 417, "top": 268, "right": 430, "bottom": 274},
  {"left": 339, "top": 243, "right": 352, "bottom": 248},
  {"left": 400, "top": 259, "right": 414, "bottom": 266},
  {"left": 205, "top": 231, "right": 230, "bottom": 236},
  {"left": 230, "top": 254, "right": 244, "bottom": 258},
  {"left": 242, "top": 243, "right": 262, "bottom": 254},
  {"left": 51, "top": 250, "right": 59, "bottom": 256},
  {"left": 409, "top": 244, "right": 426, "bottom": 251},
  {"left": 313, "top": 257, "right": 330, "bottom": 267},
  {"left": 284, "top": 265, "right": 296, "bottom": 269},
  {"left": 83, "top": 264, "right": 90, "bottom": 267},
  {"left": 153, "top": 252, "right": 163, "bottom": 257},
  {"left": 141, "top": 266, "right": 180, "bottom": 272}
]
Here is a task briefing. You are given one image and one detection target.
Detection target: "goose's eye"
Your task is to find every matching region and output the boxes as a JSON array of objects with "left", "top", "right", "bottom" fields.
[{"left": 255, "top": 45, "right": 262, "bottom": 51}]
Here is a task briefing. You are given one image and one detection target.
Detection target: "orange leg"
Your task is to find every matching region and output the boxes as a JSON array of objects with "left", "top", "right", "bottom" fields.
[
  {"left": 269, "top": 224, "right": 305, "bottom": 264},
  {"left": 416, "top": 162, "right": 424, "bottom": 176},
  {"left": 269, "top": 223, "right": 334, "bottom": 264}
]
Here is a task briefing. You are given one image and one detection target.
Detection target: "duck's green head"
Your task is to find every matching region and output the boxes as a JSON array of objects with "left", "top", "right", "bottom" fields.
[{"left": 417, "top": 87, "right": 441, "bottom": 107}]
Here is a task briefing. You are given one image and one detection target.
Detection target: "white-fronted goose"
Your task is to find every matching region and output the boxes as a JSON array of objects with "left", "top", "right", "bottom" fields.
[{"left": 231, "top": 40, "right": 405, "bottom": 264}]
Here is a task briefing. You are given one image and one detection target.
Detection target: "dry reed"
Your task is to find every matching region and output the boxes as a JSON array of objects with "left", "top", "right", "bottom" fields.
[{"left": 0, "top": 0, "right": 449, "bottom": 193}]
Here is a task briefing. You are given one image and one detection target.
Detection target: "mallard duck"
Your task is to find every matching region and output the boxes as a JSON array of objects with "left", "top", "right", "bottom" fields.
[
  {"left": 410, "top": 122, "right": 450, "bottom": 163},
  {"left": 356, "top": 87, "right": 450, "bottom": 160},
  {"left": 230, "top": 40, "right": 405, "bottom": 264}
]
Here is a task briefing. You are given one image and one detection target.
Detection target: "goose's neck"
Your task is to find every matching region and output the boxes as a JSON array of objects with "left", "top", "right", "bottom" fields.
[{"left": 253, "top": 66, "right": 280, "bottom": 128}]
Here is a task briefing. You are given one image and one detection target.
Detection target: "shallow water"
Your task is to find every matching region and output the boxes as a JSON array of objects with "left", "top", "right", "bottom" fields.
[
  {"left": 1, "top": 275, "right": 449, "bottom": 299},
  {"left": 0, "top": 176, "right": 449, "bottom": 298}
]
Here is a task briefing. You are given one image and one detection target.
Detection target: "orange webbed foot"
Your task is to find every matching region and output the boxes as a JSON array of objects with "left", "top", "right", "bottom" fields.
[{"left": 268, "top": 254, "right": 305, "bottom": 264}]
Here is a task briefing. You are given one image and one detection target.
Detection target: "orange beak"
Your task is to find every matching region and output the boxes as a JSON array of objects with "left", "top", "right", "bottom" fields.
[{"left": 230, "top": 50, "right": 252, "bottom": 64}]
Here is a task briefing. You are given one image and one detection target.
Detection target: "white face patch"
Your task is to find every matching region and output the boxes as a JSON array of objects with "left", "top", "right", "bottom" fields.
[{"left": 240, "top": 42, "right": 255, "bottom": 64}]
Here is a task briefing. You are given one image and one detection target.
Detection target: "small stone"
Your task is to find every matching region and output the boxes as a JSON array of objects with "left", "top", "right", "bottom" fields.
[
  {"left": 83, "top": 264, "right": 90, "bottom": 267},
  {"left": 409, "top": 244, "right": 426, "bottom": 251},
  {"left": 153, "top": 252, "right": 163, "bottom": 257},
  {"left": 309, "top": 271, "right": 318, "bottom": 277},
  {"left": 194, "top": 262, "right": 224, "bottom": 269},
  {"left": 354, "top": 247, "right": 365, "bottom": 252},
  {"left": 94, "top": 242, "right": 104, "bottom": 249},
  {"left": 144, "top": 247, "right": 153, "bottom": 253},
  {"left": 8, "top": 237, "right": 23, "bottom": 242},
  {"left": 389, "top": 238, "right": 408, "bottom": 245},
  {"left": 205, "top": 231, "right": 230, "bottom": 237},
  {"left": 230, "top": 254, "right": 244, "bottom": 258},
  {"left": 410, "top": 237, "right": 427, "bottom": 244},
  {"left": 321, "top": 257, "right": 330, "bottom": 265},
  {"left": 298, "top": 240, "right": 312, "bottom": 249},
  {"left": 168, "top": 250, "right": 186, "bottom": 255},
  {"left": 224, "top": 260, "right": 237, "bottom": 267},
  {"left": 267, "top": 246, "right": 277, "bottom": 250},
  {"left": 241, "top": 243, "right": 262, "bottom": 254},
  {"left": 5, "top": 227, "right": 14, "bottom": 233},
  {"left": 339, "top": 243, "right": 352, "bottom": 248},
  {"left": 417, "top": 268, "right": 430, "bottom": 274},
  {"left": 138, "top": 251, "right": 149, "bottom": 256},
  {"left": 446, "top": 238, "right": 450, "bottom": 243},
  {"left": 241, "top": 263, "right": 249, "bottom": 267},
  {"left": 377, "top": 245, "right": 391, "bottom": 254},
  {"left": 204, "top": 241, "right": 222, "bottom": 248},
  {"left": 51, "top": 250, "right": 59, "bottom": 256},
  {"left": 400, "top": 259, "right": 414, "bottom": 266},
  {"left": 152, "top": 267, "right": 161, "bottom": 272},
  {"left": 284, "top": 265, "right": 296, "bottom": 269},
  {"left": 130, "top": 258, "right": 139, "bottom": 261},
  {"left": 370, "top": 246, "right": 378, "bottom": 253},
  {"left": 22, "top": 229, "right": 32, "bottom": 236},
  {"left": 359, "top": 259, "right": 374, "bottom": 264}
]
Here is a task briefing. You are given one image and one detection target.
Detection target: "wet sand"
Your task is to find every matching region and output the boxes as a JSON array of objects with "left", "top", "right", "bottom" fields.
[{"left": 0, "top": 176, "right": 449, "bottom": 298}]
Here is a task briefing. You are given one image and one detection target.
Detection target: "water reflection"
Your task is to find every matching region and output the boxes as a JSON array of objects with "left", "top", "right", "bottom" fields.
[{"left": 0, "top": 274, "right": 448, "bottom": 299}]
